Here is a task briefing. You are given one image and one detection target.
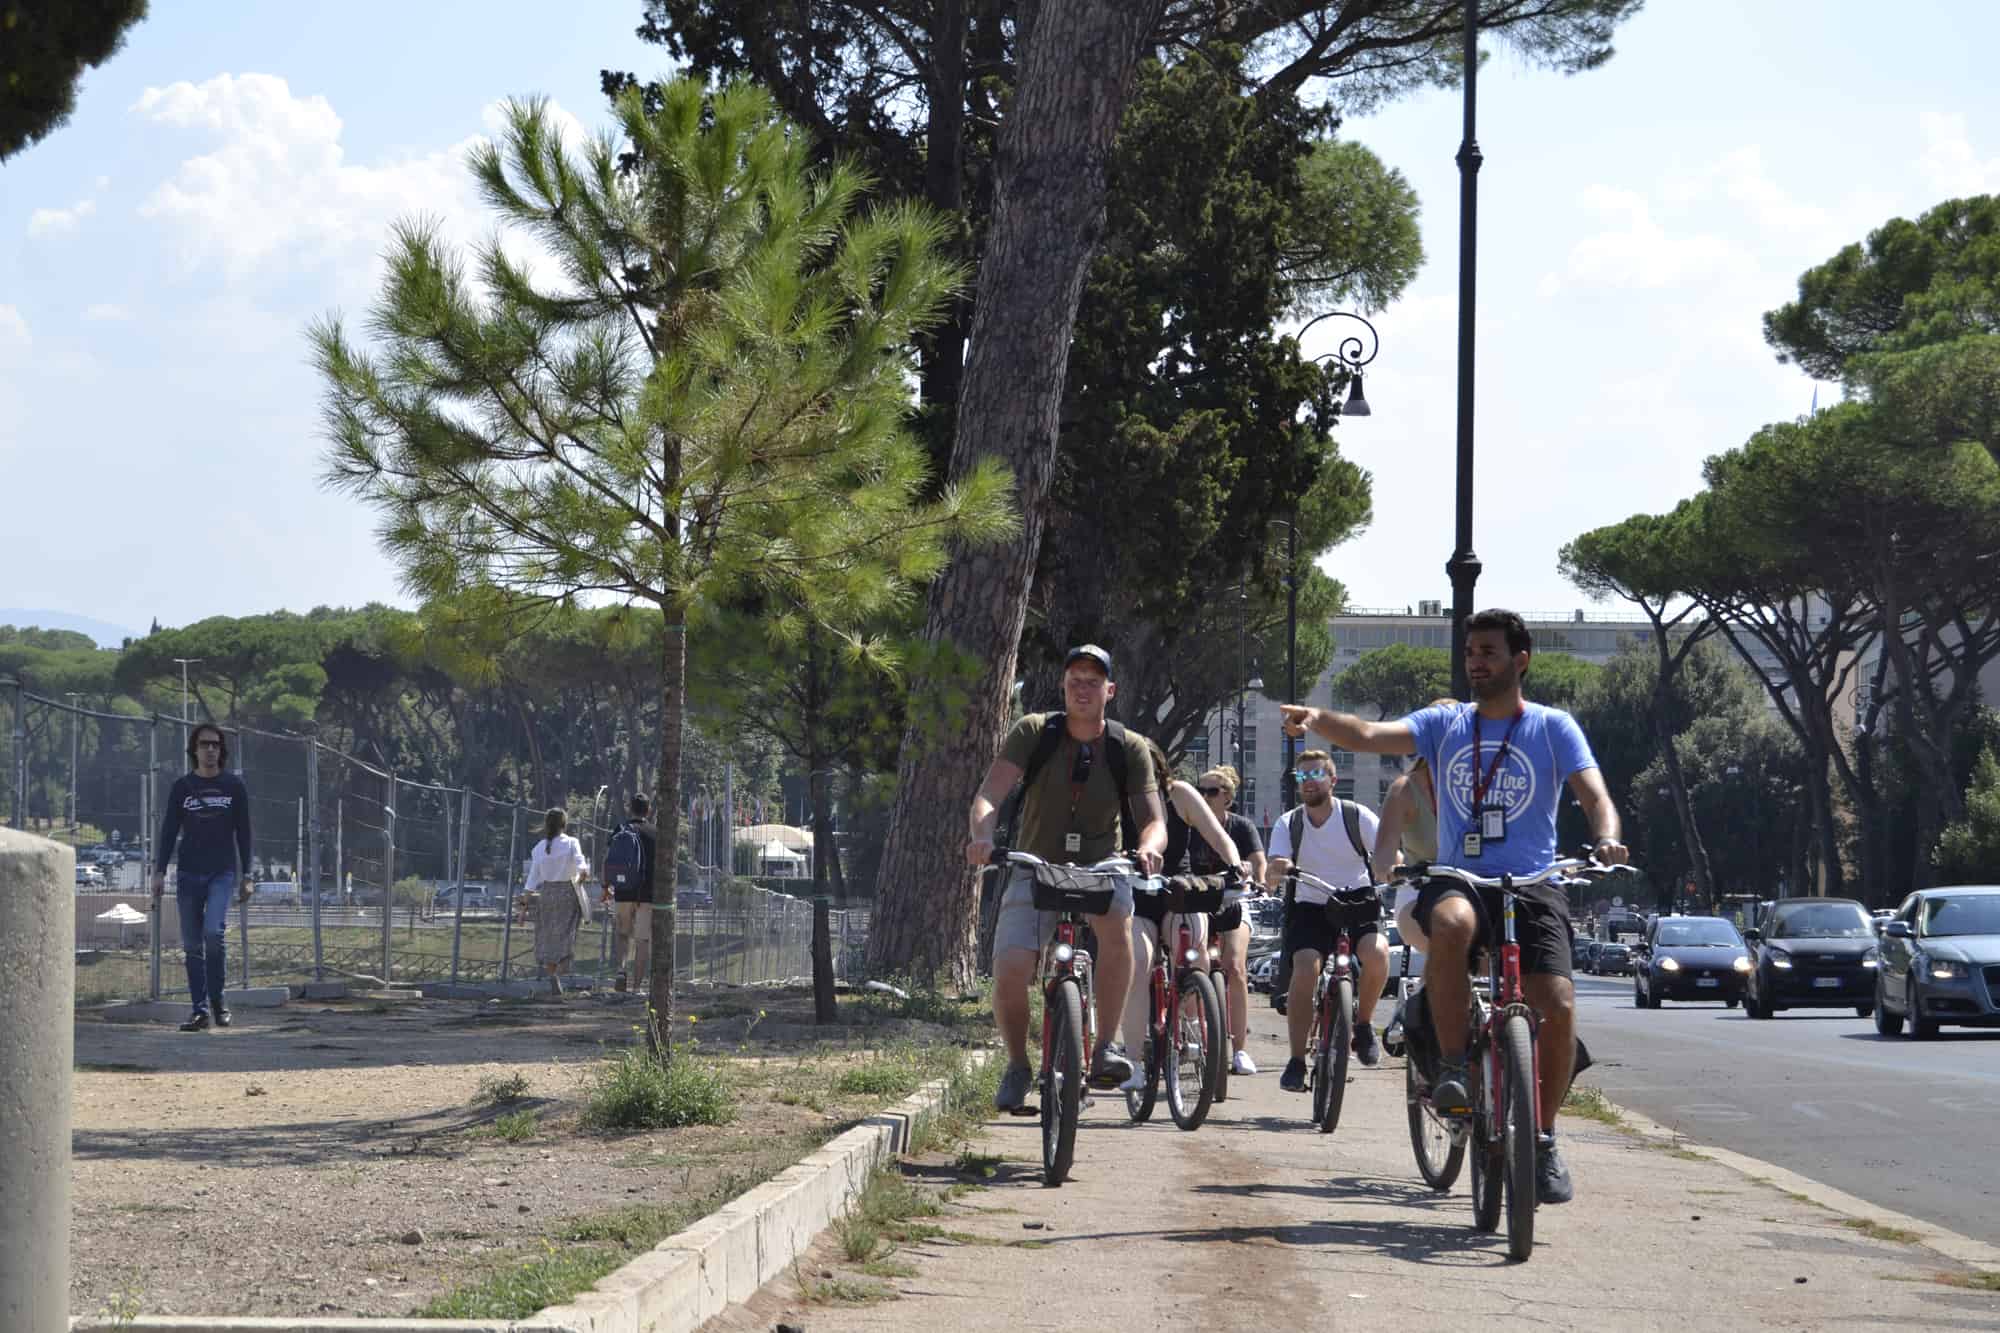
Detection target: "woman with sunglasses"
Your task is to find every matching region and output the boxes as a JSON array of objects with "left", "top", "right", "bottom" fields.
[{"left": 1190, "top": 766, "right": 1267, "bottom": 1074}]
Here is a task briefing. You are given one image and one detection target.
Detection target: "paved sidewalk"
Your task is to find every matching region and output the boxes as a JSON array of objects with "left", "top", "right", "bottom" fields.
[{"left": 708, "top": 1006, "right": 2000, "bottom": 1332}]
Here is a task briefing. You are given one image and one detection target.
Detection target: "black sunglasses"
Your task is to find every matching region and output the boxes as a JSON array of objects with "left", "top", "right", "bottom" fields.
[
  {"left": 196, "top": 740, "right": 223, "bottom": 749},
  {"left": 1071, "top": 741, "right": 1094, "bottom": 785},
  {"left": 1197, "top": 785, "right": 1226, "bottom": 797}
]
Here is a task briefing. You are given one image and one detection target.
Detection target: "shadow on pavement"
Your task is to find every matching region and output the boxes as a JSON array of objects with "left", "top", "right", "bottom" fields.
[
  {"left": 1027, "top": 1216, "right": 1512, "bottom": 1268},
  {"left": 1835, "top": 1029, "right": 2000, "bottom": 1043},
  {"left": 1191, "top": 1172, "right": 1463, "bottom": 1212}
]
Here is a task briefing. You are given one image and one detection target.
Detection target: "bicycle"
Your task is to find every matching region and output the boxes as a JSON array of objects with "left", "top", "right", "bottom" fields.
[
  {"left": 1126, "top": 873, "right": 1246, "bottom": 1129},
  {"left": 1391, "top": 856, "right": 1636, "bottom": 1261},
  {"left": 1288, "top": 869, "right": 1383, "bottom": 1135},
  {"left": 990, "top": 850, "right": 1157, "bottom": 1186}
]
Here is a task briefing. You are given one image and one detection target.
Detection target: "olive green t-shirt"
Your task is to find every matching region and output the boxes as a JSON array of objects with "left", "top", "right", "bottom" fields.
[{"left": 999, "top": 713, "right": 1159, "bottom": 865}]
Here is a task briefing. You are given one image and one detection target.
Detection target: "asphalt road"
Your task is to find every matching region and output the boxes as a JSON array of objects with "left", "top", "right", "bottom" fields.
[{"left": 1571, "top": 972, "right": 2000, "bottom": 1248}]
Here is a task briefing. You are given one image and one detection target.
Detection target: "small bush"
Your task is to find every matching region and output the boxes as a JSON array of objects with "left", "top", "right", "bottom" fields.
[
  {"left": 474, "top": 1072, "right": 531, "bottom": 1106},
  {"left": 494, "top": 1109, "right": 539, "bottom": 1142},
  {"left": 583, "top": 1045, "right": 734, "bottom": 1131}
]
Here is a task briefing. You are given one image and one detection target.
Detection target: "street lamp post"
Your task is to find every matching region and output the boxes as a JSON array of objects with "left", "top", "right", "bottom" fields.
[
  {"left": 171, "top": 657, "right": 203, "bottom": 757},
  {"left": 1447, "top": 0, "right": 1484, "bottom": 700},
  {"left": 66, "top": 692, "right": 82, "bottom": 830}
]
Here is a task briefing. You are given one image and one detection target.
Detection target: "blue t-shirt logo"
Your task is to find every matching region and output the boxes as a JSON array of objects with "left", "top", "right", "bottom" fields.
[{"left": 1404, "top": 702, "right": 1599, "bottom": 877}]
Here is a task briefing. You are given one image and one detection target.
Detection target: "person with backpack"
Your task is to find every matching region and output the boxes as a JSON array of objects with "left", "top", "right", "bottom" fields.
[
  {"left": 600, "top": 794, "right": 658, "bottom": 995},
  {"left": 964, "top": 644, "right": 1167, "bottom": 1112},
  {"left": 1265, "top": 749, "right": 1387, "bottom": 1089}
]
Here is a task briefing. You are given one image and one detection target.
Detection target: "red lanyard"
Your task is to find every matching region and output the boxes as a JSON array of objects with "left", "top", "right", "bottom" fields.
[{"left": 1471, "top": 707, "right": 1525, "bottom": 807}]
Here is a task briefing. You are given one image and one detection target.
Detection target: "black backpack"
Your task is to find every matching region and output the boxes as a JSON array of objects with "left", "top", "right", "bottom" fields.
[
  {"left": 604, "top": 821, "right": 645, "bottom": 892},
  {"left": 993, "top": 713, "right": 1138, "bottom": 854}
]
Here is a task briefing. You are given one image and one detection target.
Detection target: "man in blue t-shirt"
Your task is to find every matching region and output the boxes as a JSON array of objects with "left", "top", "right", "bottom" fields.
[{"left": 1281, "top": 608, "right": 1628, "bottom": 1206}]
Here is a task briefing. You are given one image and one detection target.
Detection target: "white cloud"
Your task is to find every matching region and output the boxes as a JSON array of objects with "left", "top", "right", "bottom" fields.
[
  {"left": 0, "top": 304, "right": 28, "bottom": 353},
  {"left": 1918, "top": 111, "right": 2000, "bottom": 196},
  {"left": 130, "top": 74, "right": 582, "bottom": 300},
  {"left": 83, "top": 303, "right": 134, "bottom": 322},
  {"left": 27, "top": 199, "right": 97, "bottom": 237},
  {"left": 1559, "top": 184, "right": 1742, "bottom": 290}
]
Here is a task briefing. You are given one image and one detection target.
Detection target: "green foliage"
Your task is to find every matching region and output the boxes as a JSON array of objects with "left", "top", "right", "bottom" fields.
[
  {"left": 1523, "top": 652, "right": 1601, "bottom": 713},
  {"left": 0, "top": 0, "right": 148, "bottom": 162},
  {"left": 1935, "top": 749, "right": 2000, "bottom": 883},
  {"left": 473, "top": 1071, "right": 530, "bottom": 1106},
  {"left": 1335, "top": 643, "right": 1451, "bottom": 718},
  {"left": 582, "top": 1042, "right": 734, "bottom": 1132},
  {"left": 493, "top": 1108, "right": 540, "bottom": 1142}
]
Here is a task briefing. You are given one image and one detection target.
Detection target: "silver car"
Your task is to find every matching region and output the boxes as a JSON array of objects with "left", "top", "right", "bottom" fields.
[{"left": 1874, "top": 886, "right": 2000, "bottom": 1038}]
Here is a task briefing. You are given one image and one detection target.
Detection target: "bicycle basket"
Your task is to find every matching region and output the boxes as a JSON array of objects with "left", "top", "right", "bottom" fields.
[
  {"left": 1133, "top": 871, "right": 1229, "bottom": 921},
  {"left": 1026, "top": 862, "right": 1118, "bottom": 916}
]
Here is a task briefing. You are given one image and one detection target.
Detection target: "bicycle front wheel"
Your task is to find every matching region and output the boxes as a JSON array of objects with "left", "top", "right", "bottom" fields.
[
  {"left": 1408, "top": 1054, "right": 1465, "bottom": 1190},
  {"left": 1501, "top": 1012, "right": 1538, "bottom": 1260},
  {"left": 1318, "top": 976, "right": 1354, "bottom": 1134},
  {"left": 1125, "top": 1016, "right": 1162, "bottom": 1124},
  {"left": 1469, "top": 1037, "right": 1503, "bottom": 1233},
  {"left": 1166, "top": 969, "right": 1223, "bottom": 1130},
  {"left": 1042, "top": 978, "right": 1084, "bottom": 1186}
]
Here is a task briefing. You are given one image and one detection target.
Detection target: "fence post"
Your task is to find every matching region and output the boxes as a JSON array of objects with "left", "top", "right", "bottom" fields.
[
  {"left": 333, "top": 797, "right": 343, "bottom": 981},
  {"left": 307, "top": 742, "right": 324, "bottom": 983},
  {"left": 0, "top": 829, "right": 73, "bottom": 1331},
  {"left": 8, "top": 679, "right": 25, "bottom": 831},
  {"left": 144, "top": 771, "right": 160, "bottom": 1001},
  {"left": 500, "top": 802, "right": 520, "bottom": 983},
  {"left": 381, "top": 773, "right": 396, "bottom": 985},
  {"left": 449, "top": 785, "right": 470, "bottom": 987}
]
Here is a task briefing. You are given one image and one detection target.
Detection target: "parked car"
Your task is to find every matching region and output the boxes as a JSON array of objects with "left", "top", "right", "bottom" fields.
[
  {"left": 1580, "top": 939, "right": 1603, "bottom": 973},
  {"left": 434, "top": 885, "right": 505, "bottom": 913},
  {"left": 1873, "top": 886, "right": 2000, "bottom": 1039},
  {"left": 74, "top": 864, "right": 106, "bottom": 887},
  {"left": 1633, "top": 915, "right": 1751, "bottom": 1007},
  {"left": 1742, "top": 897, "right": 1878, "bottom": 1019},
  {"left": 249, "top": 881, "right": 301, "bottom": 907},
  {"left": 1384, "top": 922, "right": 1425, "bottom": 987},
  {"left": 1593, "top": 941, "right": 1635, "bottom": 976},
  {"left": 1572, "top": 934, "right": 1593, "bottom": 970},
  {"left": 676, "top": 888, "right": 715, "bottom": 910},
  {"left": 1247, "top": 950, "right": 1281, "bottom": 993}
]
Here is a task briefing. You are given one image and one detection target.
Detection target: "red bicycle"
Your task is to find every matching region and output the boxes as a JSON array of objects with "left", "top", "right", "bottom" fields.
[
  {"left": 1290, "top": 870, "right": 1381, "bottom": 1135},
  {"left": 1126, "top": 874, "right": 1244, "bottom": 1129},
  {"left": 1393, "top": 857, "right": 1635, "bottom": 1260}
]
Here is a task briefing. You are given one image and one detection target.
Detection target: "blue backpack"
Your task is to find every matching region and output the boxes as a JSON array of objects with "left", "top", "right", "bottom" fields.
[{"left": 605, "top": 822, "right": 645, "bottom": 891}]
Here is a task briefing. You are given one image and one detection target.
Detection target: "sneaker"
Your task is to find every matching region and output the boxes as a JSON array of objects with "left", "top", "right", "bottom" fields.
[
  {"left": 214, "top": 1008, "right": 233, "bottom": 1029},
  {"left": 1089, "top": 1042, "right": 1136, "bottom": 1089},
  {"left": 1432, "top": 1059, "right": 1472, "bottom": 1117},
  {"left": 1231, "top": 1049, "right": 1258, "bottom": 1076},
  {"left": 1353, "top": 1022, "right": 1380, "bottom": 1067},
  {"left": 1537, "top": 1134, "right": 1575, "bottom": 1204},
  {"left": 995, "top": 1062, "right": 1033, "bottom": 1113},
  {"left": 179, "top": 1010, "right": 210, "bottom": 1032},
  {"left": 1118, "top": 1062, "right": 1149, "bottom": 1092},
  {"left": 1279, "top": 1057, "right": 1307, "bottom": 1093},
  {"left": 1271, "top": 991, "right": 1288, "bottom": 1016}
]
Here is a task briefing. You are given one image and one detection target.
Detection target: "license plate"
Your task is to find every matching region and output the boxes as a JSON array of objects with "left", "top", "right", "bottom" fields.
[
  {"left": 1696, "top": 977, "right": 1719, "bottom": 988},
  {"left": 1813, "top": 976, "right": 1841, "bottom": 989}
]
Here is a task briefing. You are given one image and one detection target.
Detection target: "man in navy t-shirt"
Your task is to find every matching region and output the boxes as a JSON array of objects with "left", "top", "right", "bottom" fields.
[
  {"left": 1281, "top": 608, "right": 1628, "bottom": 1206},
  {"left": 151, "top": 722, "right": 254, "bottom": 1032}
]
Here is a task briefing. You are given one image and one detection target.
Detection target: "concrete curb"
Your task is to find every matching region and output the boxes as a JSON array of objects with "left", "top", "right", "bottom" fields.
[
  {"left": 1606, "top": 1096, "right": 2000, "bottom": 1274},
  {"left": 536, "top": 1050, "right": 990, "bottom": 1333},
  {"left": 68, "top": 1320, "right": 574, "bottom": 1332}
]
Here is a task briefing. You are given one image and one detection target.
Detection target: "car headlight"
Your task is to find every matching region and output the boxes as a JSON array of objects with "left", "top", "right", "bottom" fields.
[
  {"left": 1769, "top": 950, "right": 1793, "bottom": 969},
  {"left": 1862, "top": 948, "right": 1879, "bottom": 968},
  {"left": 1658, "top": 957, "right": 1681, "bottom": 972},
  {"left": 1930, "top": 959, "right": 1969, "bottom": 980},
  {"left": 1732, "top": 956, "right": 1752, "bottom": 973}
]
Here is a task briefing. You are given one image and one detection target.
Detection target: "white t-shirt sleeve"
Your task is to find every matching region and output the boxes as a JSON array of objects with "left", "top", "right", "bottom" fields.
[{"left": 1267, "top": 816, "right": 1293, "bottom": 862}]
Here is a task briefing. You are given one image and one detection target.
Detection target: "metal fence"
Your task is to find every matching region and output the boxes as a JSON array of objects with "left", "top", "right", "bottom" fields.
[{"left": 2, "top": 680, "right": 869, "bottom": 1005}]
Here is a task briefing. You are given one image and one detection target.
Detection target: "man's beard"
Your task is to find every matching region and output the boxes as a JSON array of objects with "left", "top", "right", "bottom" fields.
[
  {"left": 1471, "top": 667, "right": 1516, "bottom": 701},
  {"left": 1302, "top": 786, "right": 1333, "bottom": 810}
]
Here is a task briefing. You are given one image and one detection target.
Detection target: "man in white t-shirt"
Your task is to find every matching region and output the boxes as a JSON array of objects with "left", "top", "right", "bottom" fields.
[{"left": 1265, "top": 749, "right": 1387, "bottom": 1090}]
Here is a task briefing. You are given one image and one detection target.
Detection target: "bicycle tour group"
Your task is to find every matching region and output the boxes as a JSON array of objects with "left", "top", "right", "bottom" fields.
[{"left": 964, "top": 609, "right": 1634, "bottom": 1259}]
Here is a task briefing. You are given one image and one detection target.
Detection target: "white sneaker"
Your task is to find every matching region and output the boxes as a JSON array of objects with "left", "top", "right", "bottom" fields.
[
  {"left": 1231, "top": 1050, "right": 1258, "bottom": 1076},
  {"left": 1118, "top": 1066, "right": 1149, "bottom": 1092}
]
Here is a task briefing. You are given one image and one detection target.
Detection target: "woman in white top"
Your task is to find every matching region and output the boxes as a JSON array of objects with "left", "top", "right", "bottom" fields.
[{"left": 526, "top": 807, "right": 590, "bottom": 994}]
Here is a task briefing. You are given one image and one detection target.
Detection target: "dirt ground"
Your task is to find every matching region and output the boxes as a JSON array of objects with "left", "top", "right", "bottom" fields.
[{"left": 68, "top": 983, "right": 979, "bottom": 1322}]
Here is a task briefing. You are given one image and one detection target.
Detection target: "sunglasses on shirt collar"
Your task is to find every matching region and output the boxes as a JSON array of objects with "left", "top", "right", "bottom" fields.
[{"left": 1071, "top": 741, "right": 1094, "bottom": 785}]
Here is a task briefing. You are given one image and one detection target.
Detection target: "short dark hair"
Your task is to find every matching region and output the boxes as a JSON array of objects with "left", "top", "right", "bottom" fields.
[
  {"left": 187, "top": 723, "right": 228, "bottom": 768},
  {"left": 630, "top": 794, "right": 651, "bottom": 816},
  {"left": 1465, "top": 608, "right": 1533, "bottom": 659}
]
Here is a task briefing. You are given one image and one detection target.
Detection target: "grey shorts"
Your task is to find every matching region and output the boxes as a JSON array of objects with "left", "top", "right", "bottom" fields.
[{"left": 993, "top": 866, "right": 1137, "bottom": 960}]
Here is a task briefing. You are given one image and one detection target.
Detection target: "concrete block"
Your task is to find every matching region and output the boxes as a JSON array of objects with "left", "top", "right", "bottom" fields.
[
  {"left": 1, "top": 829, "right": 72, "bottom": 1333},
  {"left": 97, "top": 1000, "right": 188, "bottom": 1024},
  {"left": 535, "top": 1288, "right": 629, "bottom": 1333},
  {"left": 677, "top": 1197, "right": 761, "bottom": 1304},
  {"left": 299, "top": 981, "right": 351, "bottom": 1000},
  {"left": 419, "top": 981, "right": 539, "bottom": 1000},
  {"left": 220, "top": 985, "right": 288, "bottom": 1008},
  {"left": 596, "top": 1247, "right": 710, "bottom": 1333},
  {"left": 755, "top": 1164, "right": 841, "bottom": 1287}
]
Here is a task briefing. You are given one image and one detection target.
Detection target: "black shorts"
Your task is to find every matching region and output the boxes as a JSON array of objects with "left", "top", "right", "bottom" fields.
[
  {"left": 1411, "top": 881, "right": 1573, "bottom": 981},
  {"left": 1282, "top": 898, "right": 1381, "bottom": 961},
  {"left": 1210, "top": 903, "right": 1244, "bottom": 935}
]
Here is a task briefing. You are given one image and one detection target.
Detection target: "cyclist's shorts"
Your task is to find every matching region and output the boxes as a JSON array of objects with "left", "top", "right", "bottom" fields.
[
  {"left": 993, "top": 866, "right": 1135, "bottom": 958},
  {"left": 1210, "top": 902, "right": 1244, "bottom": 935},
  {"left": 1281, "top": 898, "right": 1381, "bottom": 960},
  {"left": 1411, "top": 881, "right": 1574, "bottom": 981}
]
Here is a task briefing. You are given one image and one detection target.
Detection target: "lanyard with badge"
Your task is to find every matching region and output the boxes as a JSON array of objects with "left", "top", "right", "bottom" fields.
[
  {"left": 1462, "top": 707, "right": 1523, "bottom": 859},
  {"left": 1063, "top": 738, "right": 1095, "bottom": 856}
]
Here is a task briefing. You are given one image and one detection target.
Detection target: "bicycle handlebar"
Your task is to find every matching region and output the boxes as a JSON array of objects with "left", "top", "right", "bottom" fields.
[
  {"left": 992, "top": 849, "right": 1253, "bottom": 905},
  {"left": 1385, "top": 857, "right": 1642, "bottom": 893},
  {"left": 1288, "top": 868, "right": 1383, "bottom": 905}
]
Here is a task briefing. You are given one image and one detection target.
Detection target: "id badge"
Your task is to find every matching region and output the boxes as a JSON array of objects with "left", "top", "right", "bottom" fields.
[
  {"left": 1462, "top": 831, "right": 1483, "bottom": 858},
  {"left": 1480, "top": 805, "right": 1507, "bottom": 842},
  {"left": 1064, "top": 832, "right": 1082, "bottom": 854}
]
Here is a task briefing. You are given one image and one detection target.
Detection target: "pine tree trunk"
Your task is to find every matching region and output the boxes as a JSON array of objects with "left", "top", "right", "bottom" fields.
[
  {"left": 867, "top": 0, "right": 1167, "bottom": 988},
  {"left": 647, "top": 601, "right": 685, "bottom": 1057}
]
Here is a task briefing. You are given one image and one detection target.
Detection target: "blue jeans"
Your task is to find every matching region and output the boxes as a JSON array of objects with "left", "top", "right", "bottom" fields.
[{"left": 176, "top": 870, "right": 237, "bottom": 1014}]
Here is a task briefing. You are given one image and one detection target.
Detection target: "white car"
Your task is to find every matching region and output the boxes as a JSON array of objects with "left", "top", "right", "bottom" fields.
[
  {"left": 249, "top": 881, "right": 301, "bottom": 906},
  {"left": 75, "top": 864, "right": 107, "bottom": 887}
]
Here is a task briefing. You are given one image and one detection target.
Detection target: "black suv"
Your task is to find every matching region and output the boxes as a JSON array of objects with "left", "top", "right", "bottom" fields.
[
  {"left": 1742, "top": 897, "right": 1878, "bottom": 1019},
  {"left": 1633, "top": 915, "right": 1751, "bottom": 1007}
]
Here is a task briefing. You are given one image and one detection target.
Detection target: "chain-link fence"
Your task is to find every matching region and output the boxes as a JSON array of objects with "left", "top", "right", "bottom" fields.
[{"left": 3, "top": 679, "right": 869, "bottom": 1005}]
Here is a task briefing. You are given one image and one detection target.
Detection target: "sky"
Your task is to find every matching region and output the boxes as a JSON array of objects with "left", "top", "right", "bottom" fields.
[{"left": 5, "top": 1, "right": 2000, "bottom": 643}]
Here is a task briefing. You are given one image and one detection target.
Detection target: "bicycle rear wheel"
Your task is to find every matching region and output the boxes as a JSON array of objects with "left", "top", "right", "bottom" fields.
[
  {"left": 1408, "top": 1055, "right": 1465, "bottom": 1190},
  {"left": 1042, "top": 978, "right": 1084, "bottom": 1186},
  {"left": 1125, "top": 1016, "right": 1162, "bottom": 1123},
  {"left": 1501, "top": 1012, "right": 1538, "bottom": 1260},
  {"left": 1166, "top": 969, "right": 1223, "bottom": 1130},
  {"left": 1317, "top": 976, "right": 1354, "bottom": 1134}
]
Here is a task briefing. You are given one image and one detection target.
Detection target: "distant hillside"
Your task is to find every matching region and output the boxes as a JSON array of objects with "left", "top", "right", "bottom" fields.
[{"left": 0, "top": 610, "right": 137, "bottom": 649}]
